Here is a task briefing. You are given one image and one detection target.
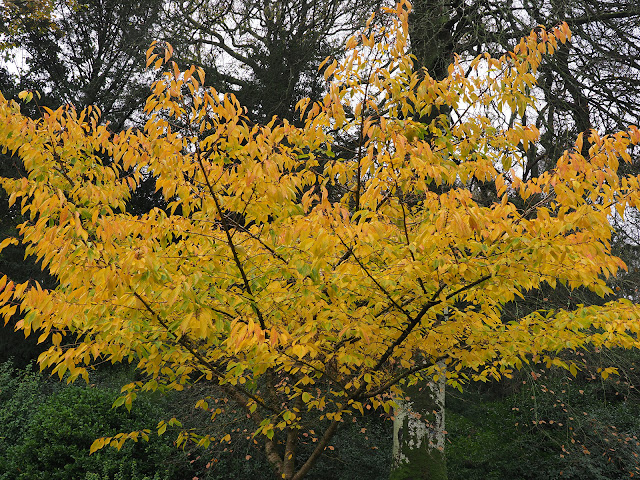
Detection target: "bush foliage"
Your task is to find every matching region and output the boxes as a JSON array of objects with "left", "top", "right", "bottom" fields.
[{"left": 0, "top": 362, "right": 187, "bottom": 480}]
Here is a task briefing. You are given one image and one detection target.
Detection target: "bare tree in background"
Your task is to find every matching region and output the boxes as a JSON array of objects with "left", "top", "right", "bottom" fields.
[
  {"left": 164, "top": 0, "right": 384, "bottom": 122},
  {"left": 408, "top": 0, "right": 640, "bottom": 177},
  {"left": 3, "top": 0, "right": 164, "bottom": 130}
]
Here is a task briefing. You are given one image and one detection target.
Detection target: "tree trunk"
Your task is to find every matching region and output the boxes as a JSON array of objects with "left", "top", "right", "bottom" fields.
[
  {"left": 395, "top": 2, "right": 453, "bottom": 477},
  {"left": 390, "top": 364, "right": 447, "bottom": 480}
]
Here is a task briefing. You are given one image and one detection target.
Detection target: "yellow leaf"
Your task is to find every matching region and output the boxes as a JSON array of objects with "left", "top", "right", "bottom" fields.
[
  {"left": 158, "top": 421, "right": 167, "bottom": 435},
  {"left": 89, "top": 437, "right": 106, "bottom": 454},
  {"left": 0, "top": 237, "right": 18, "bottom": 251}
]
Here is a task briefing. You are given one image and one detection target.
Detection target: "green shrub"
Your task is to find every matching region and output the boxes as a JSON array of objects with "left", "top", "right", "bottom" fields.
[
  {"left": 304, "top": 414, "right": 392, "bottom": 480},
  {"left": 84, "top": 461, "right": 168, "bottom": 480},
  {"left": 0, "top": 360, "right": 44, "bottom": 471},
  {"left": 446, "top": 357, "right": 640, "bottom": 480},
  {"left": 446, "top": 396, "right": 561, "bottom": 480},
  {"left": 1, "top": 383, "right": 188, "bottom": 480}
]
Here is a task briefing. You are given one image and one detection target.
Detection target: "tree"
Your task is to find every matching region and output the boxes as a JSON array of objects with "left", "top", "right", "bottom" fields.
[
  {"left": 1, "top": 2, "right": 640, "bottom": 479},
  {"left": 4, "top": 0, "right": 163, "bottom": 130},
  {"left": 407, "top": 0, "right": 640, "bottom": 177},
  {"left": 163, "top": 0, "right": 382, "bottom": 123},
  {"left": 0, "top": 0, "right": 57, "bottom": 49}
]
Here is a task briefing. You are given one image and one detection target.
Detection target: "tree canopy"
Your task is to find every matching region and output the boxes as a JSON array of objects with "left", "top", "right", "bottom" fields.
[{"left": 1, "top": 2, "right": 640, "bottom": 479}]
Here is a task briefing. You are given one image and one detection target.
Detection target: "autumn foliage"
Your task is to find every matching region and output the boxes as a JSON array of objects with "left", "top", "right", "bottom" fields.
[{"left": 2, "top": 2, "right": 640, "bottom": 478}]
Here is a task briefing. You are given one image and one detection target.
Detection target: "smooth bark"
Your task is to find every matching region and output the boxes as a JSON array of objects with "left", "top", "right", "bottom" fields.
[{"left": 391, "top": 363, "right": 447, "bottom": 480}]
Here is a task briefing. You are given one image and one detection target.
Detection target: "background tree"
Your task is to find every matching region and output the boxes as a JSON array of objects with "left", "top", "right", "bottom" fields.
[
  {"left": 4, "top": 0, "right": 163, "bottom": 130},
  {"left": 0, "top": 0, "right": 57, "bottom": 49},
  {"left": 163, "top": 0, "right": 383, "bottom": 123},
  {"left": 408, "top": 0, "right": 640, "bottom": 176}
]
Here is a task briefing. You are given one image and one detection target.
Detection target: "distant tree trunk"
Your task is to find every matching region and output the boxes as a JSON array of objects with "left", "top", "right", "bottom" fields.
[
  {"left": 391, "top": 362, "right": 447, "bottom": 480},
  {"left": 390, "top": 5, "right": 453, "bottom": 477},
  {"left": 408, "top": 0, "right": 455, "bottom": 81}
]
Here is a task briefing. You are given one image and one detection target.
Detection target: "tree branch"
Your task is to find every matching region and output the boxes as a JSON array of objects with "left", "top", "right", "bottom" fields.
[
  {"left": 131, "top": 291, "right": 276, "bottom": 415},
  {"left": 195, "top": 146, "right": 268, "bottom": 331},
  {"left": 357, "top": 356, "right": 447, "bottom": 400},
  {"left": 291, "top": 420, "right": 340, "bottom": 480}
]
